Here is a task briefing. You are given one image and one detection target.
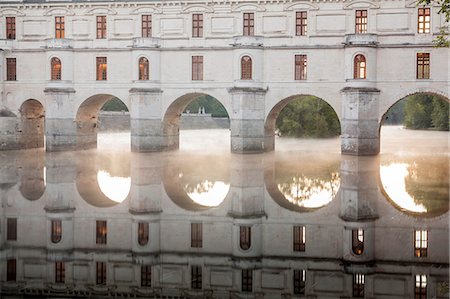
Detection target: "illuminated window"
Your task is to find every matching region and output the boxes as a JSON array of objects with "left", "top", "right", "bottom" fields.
[
  {"left": 192, "top": 56, "right": 203, "bottom": 81},
  {"left": 415, "top": 274, "right": 427, "bottom": 299},
  {"left": 51, "top": 58, "right": 62, "bottom": 81},
  {"left": 240, "top": 226, "right": 251, "bottom": 250},
  {"left": 142, "top": 15, "right": 152, "bottom": 38},
  {"left": 191, "top": 223, "right": 202, "bottom": 248},
  {"left": 191, "top": 265, "right": 202, "bottom": 290},
  {"left": 295, "top": 55, "right": 307, "bottom": 80},
  {"left": 353, "top": 54, "right": 366, "bottom": 79},
  {"left": 418, "top": 8, "right": 430, "bottom": 33},
  {"left": 293, "top": 225, "right": 306, "bottom": 252},
  {"left": 293, "top": 269, "right": 306, "bottom": 294},
  {"left": 138, "top": 57, "right": 150, "bottom": 81},
  {"left": 96, "top": 57, "right": 107, "bottom": 81},
  {"left": 416, "top": 53, "right": 430, "bottom": 79},
  {"left": 7, "top": 259, "right": 16, "bottom": 282},
  {"left": 55, "top": 16, "right": 65, "bottom": 39},
  {"left": 138, "top": 222, "right": 149, "bottom": 246},
  {"left": 352, "top": 229, "right": 364, "bottom": 255},
  {"left": 353, "top": 273, "right": 365, "bottom": 297},
  {"left": 243, "top": 13, "right": 254, "bottom": 36},
  {"left": 55, "top": 262, "right": 65, "bottom": 283},
  {"left": 296, "top": 11, "right": 307, "bottom": 36},
  {"left": 192, "top": 14, "right": 203, "bottom": 38},
  {"left": 51, "top": 219, "right": 62, "bottom": 243},
  {"left": 6, "top": 58, "right": 17, "bottom": 81},
  {"left": 7, "top": 218, "right": 17, "bottom": 240},
  {"left": 241, "top": 56, "right": 252, "bottom": 80},
  {"left": 414, "top": 230, "right": 428, "bottom": 257},
  {"left": 355, "top": 10, "right": 368, "bottom": 34},
  {"left": 6, "top": 17, "right": 15, "bottom": 40},
  {"left": 242, "top": 269, "right": 253, "bottom": 292},
  {"left": 96, "top": 16, "right": 107, "bottom": 39},
  {"left": 96, "top": 262, "right": 107, "bottom": 285},
  {"left": 96, "top": 220, "right": 107, "bottom": 244},
  {"left": 141, "top": 265, "right": 151, "bottom": 287}
]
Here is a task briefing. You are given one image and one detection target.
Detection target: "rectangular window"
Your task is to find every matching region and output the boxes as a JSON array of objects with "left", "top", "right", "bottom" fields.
[
  {"left": 192, "top": 14, "right": 203, "bottom": 38},
  {"left": 141, "top": 265, "right": 151, "bottom": 287},
  {"left": 55, "top": 16, "right": 65, "bottom": 39},
  {"left": 295, "top": 55, "right": 307, "bottom": 80},
  {"left": 7, "top": 218, "right": 17, "bottom": 240},
  {"left": 51, "top": 219, "right": 62, "bottom": 243},
  {"left": 6, "top": 58, "right": 17, "bottom": 81},
  {"left": 191, "top": 56, "right": 203, "bottom": 81},
  {"left": 7, "top": 259, "right": 16, "bottom": 282},
  {"left": 293, "top": 269, "right": 306, "bottom": 295},
  {"left": 414, "top": 230, "right": 428, "bottom": 257},
  {"left": 243, "top": 13, "right": 254, "bottom": 36},
  {"left": 415, "top": 274, "right": 427, "bottom": 299},
  {"left": 96, "top": 57, "right": 107, "bottom": 81},
  {"left": 96, "top": 16, "right": 107, "bottom": 39},
  {"left": 138, "top": 222, "right": 149, "bottom": 246},
  {"left": 353, "top": 273, "right": 365, "bottom": 297},
  {"left": 191, "top": 265, "right": 202, "bottom": 290},
  {"left": 55, "top": 262, "right": 65, "bottom": 283},
  {"left": 96, "top": 220, "right": 107, "bottom": 244},
  {"left": 355, "top": 10, "right": 368, "bottom": 34},
  {"left": 191, "top": 222, "right": 203, "bottom": 248},
  {"left": 6, "top": 17, "right": 15, "bottom": 40},
  {"left": 142, "top": 15, "right": 152, "bottom": 38},
  {"left": 242, "top": 269, "right": 253, "bottom": 292},
  {"left": 96, "top": 262, "right": 107, "bottom": 285},
  {"left": 418, "top": 8, "right": 430, "bottom": 33},
  {"left": 296, "top": 11, "right": 307, "bottom": 36},
  {"left": 293, "top": 225, "right": 305, "bottom": 251},
  {"left": 417, "top": 53, "right": 430, "bottom": 79}
]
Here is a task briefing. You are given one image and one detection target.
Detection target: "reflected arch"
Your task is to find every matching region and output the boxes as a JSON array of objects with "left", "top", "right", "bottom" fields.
[
  {"left": 264, "top": 95, "right": 341, "bottom": 151},
  {"left": 19, "top": 152, "right": 46, "bottom": 201},
  {"left": 19, "top": 99, "right": 46, "bottom": 149}
]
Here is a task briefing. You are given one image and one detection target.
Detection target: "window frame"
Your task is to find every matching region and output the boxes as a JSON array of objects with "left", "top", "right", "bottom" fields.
[
  {"left": 142, "top": 15, "right": 152, "bottom": 38},
  {"left": 415, "top": 274, "right": 427, "bottom": 299},
  {"left": 138, "top": 57, "right": 150, "bottom": 81},
  {"left": 191, "top": 56, "right": 203, "bottom": 81},
  {"left": 241, "top": 55, "right": 252, "bottom": 80},
  {"left": 55, "top": 16, "right": 65, "bottom": 39},
  {"left": 6, "top": 58, "right": 17, "bottom": 81},
  {"left": 55, "top": 261, "right": 65, "bottom": 283},
  {"left": 6, "top": 17, "right": 16, "bottom": 40},
  {"left": 51, "top": 219, "right": 62, "bottom": 243},
  {"left": 239, "top": 225, "right": 252, "bottom": 251},
  {"left": 353, "top": 273, "right": 365, "bottom": 297},
  {"left": 96, "top": 262, "right": 107, "bottom": 285},
  {"left": 294, "top": 54, "right": 307, "bottom": 81},
  {"left": 96, "top": 57, "right": 107, "bottom": 81},
  {"left": 141, "top": 265, "right": 151, "bottom": 287},
  {"left": 293, "top": 225, "right": 306, "bottom": 252},
  {"left": 414, "top": 230, "right": 428, "bottom": 257},
  {"left": 7, "top": 217, "right": 17, "bottom": 240},
  {"left": 138, "top": 222, "right": 149, "bottom": 246},
  {"left": 416, "top": 52, "right": 430, "bottom": 79},
  {"left": 7, "top": 259, "right": 16, "bottom": 282},
  {"left": 192, "top": 13, "right": 203, "bottom": 38},
  {"left": 96, "top": 15, "right": 107, "bottom": 39},
  {"left": 243, "top": 13, "right": 255, "bottom": 36},
  {"left": 242, "top": 269, "right": 253, "bottom": 292},
  {"left": 353, "top": 54, "right": 366, "bottom": 79},
  {"left": 191, "top": 265, "right": 202, "bottom": 290},
  {"left": 352, "top": 228, "right": 365, "bottom": 255},
  {"left": 191, "top": 222, "right": 203, "bottom": 248},
  {"left": 296, "top": 11, "right": 307, "bottom": 36},
  {"left": 418, "top": 8, "right": 430, "bottom": 34},
  {"left": 355, "top": 10, "right": 368, "bottom": 34},
  {"left": 96, "top": 220, "right": 107, "bottom": 244},
  {"left": 51, "top": 57, "right": 62, "bottom": 81},
  {"left": 293, "top": 269, "right": 306, "bottom": 295}
]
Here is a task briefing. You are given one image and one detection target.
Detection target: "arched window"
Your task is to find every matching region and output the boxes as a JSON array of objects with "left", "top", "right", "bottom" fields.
[
  {"left": 352, "top": 229, "right": 364, "bottom": 255},
  {"left": 239, "top": 225, "right": 251, "bottom": 250},
  {"left": 138, "top": 222, "right": 149, "bottom": 246},
  {"left": 241, "top": 56, "right": 252, "bottom": 80},
  {"left": 353, "top": 54, "right": 366, "bottom": 79},
  {"left": 51, "top": 57, "right": 62, "bottom": 80},
  {"left": 139, "top": 57, "right": 149, "bottom": 80}
]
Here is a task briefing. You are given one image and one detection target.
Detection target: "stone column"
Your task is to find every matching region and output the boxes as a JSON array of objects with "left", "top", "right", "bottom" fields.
[
  {"left": 129, "top": 88, "right": 165, "bottom": 152},
  {"left": 341, "top": 87, "right": 380, "bottom": 155},
  {"left": 229, "top": 87, "right": 266, "bottom": 153}
]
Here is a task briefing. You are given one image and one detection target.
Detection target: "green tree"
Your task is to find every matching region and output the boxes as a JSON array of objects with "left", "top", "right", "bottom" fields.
[
  {"left": 383, "top": 100, "right": 405, "bottom": 125},
  {"left": 403, "top": 95, "right": 433, "bottom": 129},
  {"left": 101, "top": 97, "right": 128, "bottom": 111},
  {"left": 184, "top": 95, "right": 229, "bottom": 118},
  {"left": 431, "top": 97, "right": 450, "bottom": 130}
]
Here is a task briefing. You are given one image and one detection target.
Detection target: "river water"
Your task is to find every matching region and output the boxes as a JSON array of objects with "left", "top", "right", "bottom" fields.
[{"left": 0, "top": 126, "right": 448, "bottom": 298}]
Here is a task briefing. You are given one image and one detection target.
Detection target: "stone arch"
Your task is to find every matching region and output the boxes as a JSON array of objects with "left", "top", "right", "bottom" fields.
[
  {"left": 75, "top": 94, "right": 129, "bottom": 149},
  {"left": 162, "top": 92, "right": 231, "bottom": 150},
  {"left": 19, "top": 99, "right": 46, "bottom": 149},
  {"left": 264, "top": 94, "right": 341, "bottom": 151}
]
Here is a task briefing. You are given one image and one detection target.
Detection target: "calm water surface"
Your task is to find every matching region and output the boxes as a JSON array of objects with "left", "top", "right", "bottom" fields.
[{"left": 0, "top": 126, "right": 448, "bottom": 298}]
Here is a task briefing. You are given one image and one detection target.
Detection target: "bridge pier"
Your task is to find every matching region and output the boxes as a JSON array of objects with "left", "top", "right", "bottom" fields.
[{"left": 341, "top": 87, "right": 380, "bottom": 156}]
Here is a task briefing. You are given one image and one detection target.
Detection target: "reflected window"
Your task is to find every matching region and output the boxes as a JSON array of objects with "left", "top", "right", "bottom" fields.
[
  {"left": 352, "top": 229, "right": 364, "bottom": 255},
  {"left": 96, "top": 220, "right": 107, "bottom": 244},
  {"left": 241, "top": 56, "right": 252, "bottom": 80},
  {"left": 51, "top": 219, "right": 62, "bottom": 243},
  {"left": 418, "top": 8, "right": 430, "bottom": 33},
  {"left": 6, "top": 58, "right": 16, "bottom": 81},
  {"left": 138, "top": 222, "right": 149, "bottom": 246},
  {"left": 55, "top": 16, "right": 65, "bottom": 39},
  {"left": 141, "top": 265, "right": 151, "bottom": 287},
  {"left": 296, "top": 11, "right": 307, "bottom": 36},
  {"left": 7, "top": 259, "right": 16, "bottom": 282},
  {"left": 191, "top": 265, "right": 202, "bottom": 290},
  {"left": 96, "top": 262, "right": 107, "bottom": 285},
  {"left": 353, "top": 273, "right": 365, "bottom": 297},
  {"left": 138, "top": 57, "right": 149, "bottom": 81},
  {"left": 6, "top": 17, "right": 15, "bottom": 40},
  {"left": 240, "top": 226, "right": 251, "bottom": 250},
  {"left": 242, "top": 269, "right": 253, "bottom": 292},
  {"left": 191, "top": 223, "right": 202, "bottom": 248},
  {"left": 293, "top": 269, "right": 306, "bottom": 295},
  {"left": 355, "top": 10, "right": 368, "bottom": 34},
  {"left": 417, "top": 53, "right": 430, "bottom": 79},
  {"left": 7, "top": 218, "right": 17, "bottom": 241},
  {"left": 55, "top": 261, "right": 65, "bottom": 283},
  {"left": 51, "top": 58, "right": 62, "bottom": 80},
  {"left": 415, "top": 274, "right": 427, "bottom": 299},
  {"left": 293, "top": 225, "right": 306, "bottom": 252},
  {"left": 243, "top": 13, "right": 254, "bottom": 36},
  {"left": 142, "top": 15, "right": 152, "bottom": 37},
  {"left": 96, "top": 16, "right": 107, "bottom": 39},
  {"left": 414, "top": 230, "right": 428, "bottom": 257},
  {"left": 354, "top": 54, "right": 366, "bottom": 79}
]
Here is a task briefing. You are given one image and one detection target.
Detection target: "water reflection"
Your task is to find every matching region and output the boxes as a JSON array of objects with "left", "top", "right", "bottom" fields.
[
  {"left": 97, "top": 170, "right": 131, "bottom": 203},
  {"left": 182, "top": 177, "right": 230, "bottom": 207}
]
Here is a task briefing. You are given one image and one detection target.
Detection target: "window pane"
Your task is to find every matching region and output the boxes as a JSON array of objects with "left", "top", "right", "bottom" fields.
[
  {"left": 240, "top": 226, "right": 251, "bottom": 250},
  {"left": 191, "top": 222, "right": 203, "bottom": 248},
  {"left": 7, "top": 218, "right": 17, "bottom": 240},
  {"left": 96, "top": 220, "right": 107, "bottom": 244},
  {"left": 142, "top": 15, "right": 152, "bottom": 38}
]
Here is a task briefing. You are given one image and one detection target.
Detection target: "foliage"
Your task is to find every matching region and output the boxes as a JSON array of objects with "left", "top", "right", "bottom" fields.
[
  {"left": 417, "top": 0, "right": 449, "bottom": 47},
  {"left": 184, "top": 95, "right": 229, "bottom": 118},
  {"left": 402, "top": 94, "right": 449, "bottom": 130},
  {"left": 384, "top": 100, "right": 405, "bottom": 125},
  {"left": 431, "top": 97, "right": 450, "bottom": 130},
  {"left": 276, "top": 96, "right": 341, "bottom": 138},
  {"left": 101, "top": 97, "right": 128, "bottom": 112}
]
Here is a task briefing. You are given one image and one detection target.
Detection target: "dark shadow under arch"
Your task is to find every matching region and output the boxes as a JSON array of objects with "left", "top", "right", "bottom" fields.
[{"left": 19, "top": 99, "right": 45, "bottom": 149}]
